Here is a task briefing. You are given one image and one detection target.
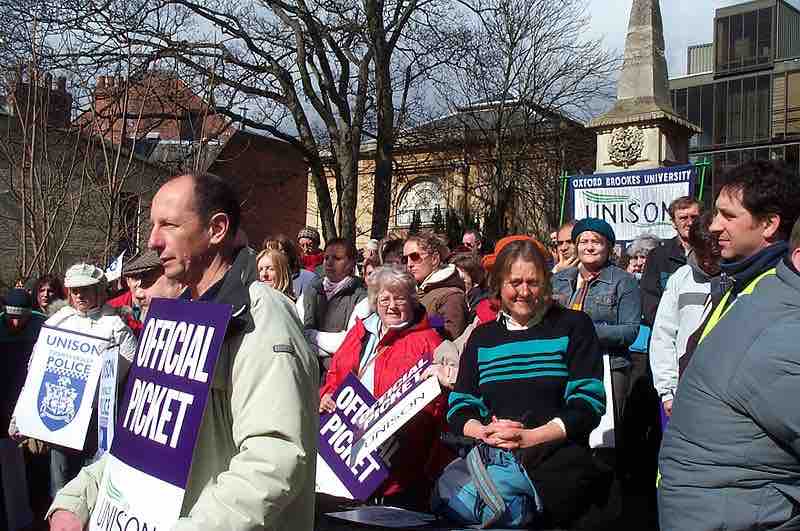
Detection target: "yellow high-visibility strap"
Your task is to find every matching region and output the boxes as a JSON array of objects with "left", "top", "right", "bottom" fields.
[{"left": 699, "top": 268, "right": 776, "bottom": 343}]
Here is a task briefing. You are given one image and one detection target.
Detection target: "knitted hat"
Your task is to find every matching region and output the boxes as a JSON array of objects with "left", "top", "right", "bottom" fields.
[
  {"left": 572, "top": 218, "right": 616, "bottom": 247},
  {"left": 4, "top": 288, "right": 32, "bottom": 316},
  {"left": 64, "top": 263, "right": 106, "bottom": 288},
  {"left": 481, "top": 235, "right": 549, "bottom": 272},
  {"left": 123, "top": 250, "right": 162, "bottom": 276},
  {"left": 297, "top": 227, "right": 320, "bottom": 244}
]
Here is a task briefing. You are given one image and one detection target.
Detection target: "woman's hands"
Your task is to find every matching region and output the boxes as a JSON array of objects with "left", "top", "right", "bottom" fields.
[
  {"left": 319, "top": 393, "right": 336, "bottom": 413},
  {"left": 464, "top": 417, "right": 529, "bottom": 449},
  {"left": 464, "top": 417, "right": 565, "bottom": 450},
  {"left": 422, "top": 363, "right": 457, "bottom": 390}
]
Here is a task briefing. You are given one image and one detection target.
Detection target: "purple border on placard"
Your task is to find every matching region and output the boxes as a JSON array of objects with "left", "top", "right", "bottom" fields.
[
  {"left": 319, "top": 374, "right": 388, "bottom": 500},
  {"left": 109, "top": 298, "right": 232, "bottom": 489}
]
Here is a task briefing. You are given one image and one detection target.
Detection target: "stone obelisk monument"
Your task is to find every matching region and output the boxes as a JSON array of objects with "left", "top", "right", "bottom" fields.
[{"left": 589, "top": 0, "right": 700, "bottom": 172}]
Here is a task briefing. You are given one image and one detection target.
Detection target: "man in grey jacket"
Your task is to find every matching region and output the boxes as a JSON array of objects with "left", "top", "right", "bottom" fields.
[
  {"left": 47, "top": 173, "right": 318, "bottom": 531},
  {"left": 659, "top": 217, "right": 800, "bottom": 530}
]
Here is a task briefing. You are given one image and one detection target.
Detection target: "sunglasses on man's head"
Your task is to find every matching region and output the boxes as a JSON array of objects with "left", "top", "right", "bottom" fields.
[{"left": 401, "top": 252, "right": 425, "bottom": 264}]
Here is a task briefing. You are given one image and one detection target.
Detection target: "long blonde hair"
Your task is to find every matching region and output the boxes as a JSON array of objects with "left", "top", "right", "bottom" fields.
[{"left": 256, "top": 249, "right": 295, "bottom": 300}]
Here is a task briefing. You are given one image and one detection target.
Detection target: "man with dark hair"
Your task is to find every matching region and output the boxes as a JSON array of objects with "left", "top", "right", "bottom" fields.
[
  {"left": 640, "top": 195, "right": 701, "bottom": 326},
  {"left": 302, "top": 237, "right": 368, "bottom": 373},
  {"left": 462, "top": 229, "right": 482, "bottom": 254},
  {"left": 659, "top": 213, "right": 800, "bottom": 531},
  {"left": 702, "top": 160, "right": 800, "bottom": 320},
  {"left": 47, "top": 173, "right": 318, "bottom": 531},
  {"left": 552, "top": 220, "right": 578, "bottom": 273}
]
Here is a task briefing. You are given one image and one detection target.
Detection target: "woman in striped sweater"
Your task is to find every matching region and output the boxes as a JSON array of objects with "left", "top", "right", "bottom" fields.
[{"left": 445, "top": 239, "right": 607, "bottom": 527}]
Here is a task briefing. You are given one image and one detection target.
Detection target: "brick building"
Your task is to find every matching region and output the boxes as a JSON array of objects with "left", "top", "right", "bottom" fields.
[
  {"left": 0, "top": 71, "right": 170, "bottom": 288},
  {"left": 86, "top": 71, "right": 309, "bottom": 247}
]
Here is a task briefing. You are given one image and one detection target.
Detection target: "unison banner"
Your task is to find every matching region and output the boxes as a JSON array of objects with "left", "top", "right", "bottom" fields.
[
  {"left": 89, "top": 298, "right": 232, "bottom": 531},
  {"left": 316, "top": 374, "right": 389, "bottom": 501},
  {"left": 569, "top": 164, "right": 696, "bottom": 242},
  {"left": 14, "top": 326, "right": 107, "bottom": 450}
]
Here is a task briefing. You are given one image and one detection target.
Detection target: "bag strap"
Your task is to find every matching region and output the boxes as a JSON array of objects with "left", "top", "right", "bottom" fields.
[{"left": 466, "top": 445, "right": 506, "bottom": 529}]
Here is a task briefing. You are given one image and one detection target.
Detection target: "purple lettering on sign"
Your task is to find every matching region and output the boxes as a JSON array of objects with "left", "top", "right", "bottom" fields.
[{"left": 110, "top": 298, "right": 232, "bottom": 489}]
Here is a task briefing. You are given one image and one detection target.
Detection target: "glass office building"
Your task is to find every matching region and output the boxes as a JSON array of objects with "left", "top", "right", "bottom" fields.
[{"left": 669, "top": 0, "right": 800, "bottom": 200}]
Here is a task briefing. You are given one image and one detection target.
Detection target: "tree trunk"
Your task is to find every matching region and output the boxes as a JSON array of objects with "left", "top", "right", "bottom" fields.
[
  {"left": 335, "top": 140, "right": 360, "bottom": 242},
  {"left": 368, "top": 6, "right": 395, "bottom": 240},
  {"left": 308, "top": 159, "right": 338, "bottom": 241}
]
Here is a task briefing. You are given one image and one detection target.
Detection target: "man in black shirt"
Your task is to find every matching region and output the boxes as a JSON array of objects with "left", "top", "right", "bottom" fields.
[{"left": 640, "top": 196, "right": 701, "bottom": 326}]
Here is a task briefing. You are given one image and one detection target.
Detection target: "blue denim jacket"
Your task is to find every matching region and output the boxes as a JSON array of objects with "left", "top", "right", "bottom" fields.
[{"left": 551, "top": 264, "right": 641, "bottom": 369}]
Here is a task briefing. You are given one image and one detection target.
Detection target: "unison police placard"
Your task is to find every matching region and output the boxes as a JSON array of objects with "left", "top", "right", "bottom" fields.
[
  {"left": 14, "top": 325, "right": 108, "bottom": 450},
  {"left": 569, "top": 165, "right": 696, "bottom": 242},
  {"left": 89, "top": 298, "right": 232, "bottom": 531}
]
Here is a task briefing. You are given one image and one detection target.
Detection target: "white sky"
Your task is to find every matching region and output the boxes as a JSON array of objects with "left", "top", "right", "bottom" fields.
[{"left": 587, "top": 0, "right": 800, "bottom": 78}]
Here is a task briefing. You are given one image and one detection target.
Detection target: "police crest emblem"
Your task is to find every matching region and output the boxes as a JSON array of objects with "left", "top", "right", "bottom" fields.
[{"left": 37, "top": 358, "right": 87, "bottom": 431}]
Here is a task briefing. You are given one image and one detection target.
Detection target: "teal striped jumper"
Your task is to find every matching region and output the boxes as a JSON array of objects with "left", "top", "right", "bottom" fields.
[{"left": 448, "top": 305, "right": 605, "bottom": 442}]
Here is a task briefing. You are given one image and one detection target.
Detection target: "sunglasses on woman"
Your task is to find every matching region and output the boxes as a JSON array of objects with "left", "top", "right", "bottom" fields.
[{"left": 401, "top": 251, "right": 427, "bottom": 265}]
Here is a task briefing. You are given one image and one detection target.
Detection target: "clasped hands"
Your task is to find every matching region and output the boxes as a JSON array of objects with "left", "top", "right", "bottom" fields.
[{"left": 467, "top": 417, "right": 536, "bottom": 450}]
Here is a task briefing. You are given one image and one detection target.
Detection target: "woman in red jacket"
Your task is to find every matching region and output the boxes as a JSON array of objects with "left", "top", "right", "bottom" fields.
[{"left": 320, "top": 265, "right": 449, "bottom": 509}]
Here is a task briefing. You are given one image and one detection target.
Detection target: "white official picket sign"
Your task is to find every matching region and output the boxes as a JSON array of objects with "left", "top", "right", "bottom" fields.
[
  {"left": 14, "top": 325, "right": 107, "bottom": 450},
  {"left": 589, "top": 356, "right": 615, "bottom": 449},
  {"left": 89, "top": 453, "right": 184, "bottom": 531},
  {"left": 353, "top": 375, "right": 441, "bottom": 462},
  {"left": 96, "top": 346, "right": 119, "bottom": 459}
]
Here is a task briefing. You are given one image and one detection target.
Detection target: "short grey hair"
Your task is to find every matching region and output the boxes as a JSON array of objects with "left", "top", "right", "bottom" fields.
[
  {"left": 627, "top": 233, "right": 660, "bottom": 257},
  {"left": 367, "top": 266, "right": 418, "bottom": 310}
]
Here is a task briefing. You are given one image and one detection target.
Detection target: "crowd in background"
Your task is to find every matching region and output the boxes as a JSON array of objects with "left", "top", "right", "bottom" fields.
[{"left": 2, "top": 160, "right": 800, "bottom": 530}]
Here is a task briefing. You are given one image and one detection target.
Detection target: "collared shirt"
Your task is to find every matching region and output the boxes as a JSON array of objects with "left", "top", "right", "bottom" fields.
[{"left": 181, "top": 275, "right": 227, "bottom": 302}]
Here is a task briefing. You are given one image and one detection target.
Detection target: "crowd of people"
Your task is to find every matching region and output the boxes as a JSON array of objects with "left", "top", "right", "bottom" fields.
[{"left": 1, "top": 159, "right": 800, "bottom": 530}]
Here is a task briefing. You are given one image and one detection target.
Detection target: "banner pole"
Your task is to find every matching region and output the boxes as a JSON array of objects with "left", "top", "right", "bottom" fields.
[
  {"left": 559, "top": 171, "right": 569, "bottom": 226},
  {"left": 696, "top": 157, "right": 711, "bottom": 202}
]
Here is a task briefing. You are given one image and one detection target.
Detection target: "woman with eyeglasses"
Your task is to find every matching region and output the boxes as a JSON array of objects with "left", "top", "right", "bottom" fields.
[
  {"left": 319, "top": 266, "right": 448, "bottom": 508},
  {"left": 436, "top": 239, "right": 605, "bottom": 528},
  {"left": 403, "top": 232, "right": 468, "bottom": 340},
  {"left": 551, "top": 218, "right": 641, "bottom": 452}
]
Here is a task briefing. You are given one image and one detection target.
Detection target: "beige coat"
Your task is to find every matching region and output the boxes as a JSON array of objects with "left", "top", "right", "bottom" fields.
[{"left": 48, "top": 275, "right": 319, "bottom": 531}]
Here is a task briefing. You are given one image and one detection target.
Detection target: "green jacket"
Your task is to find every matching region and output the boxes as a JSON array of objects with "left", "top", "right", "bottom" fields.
[{"left": 48, "top": 265, "right": 320, "bottom": 531}]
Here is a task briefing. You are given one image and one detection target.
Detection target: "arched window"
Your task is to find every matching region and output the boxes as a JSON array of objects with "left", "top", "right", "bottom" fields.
[{"left": 395, "top": 178, "right": 445, "bottom": 227}]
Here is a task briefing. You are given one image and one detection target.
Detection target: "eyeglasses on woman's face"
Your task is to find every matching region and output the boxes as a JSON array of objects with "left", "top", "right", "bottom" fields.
[{"left": 377, "top": 294, "right": 409, "bottom": 308}]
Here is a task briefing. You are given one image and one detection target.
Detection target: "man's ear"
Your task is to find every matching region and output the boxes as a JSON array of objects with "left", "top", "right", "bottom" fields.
[
  {"left": 208, "top": 212, "right": 231, "bottom": 246},
  {"left": 791, "top": 246, "right": 800, "bottom": 271},
  {"left": 761, "top": 214, "right": 781, "bottom": 241}
]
